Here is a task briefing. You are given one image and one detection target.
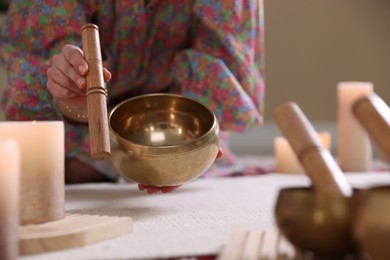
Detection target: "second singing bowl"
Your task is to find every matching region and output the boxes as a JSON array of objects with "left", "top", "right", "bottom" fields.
[
  {"left": 108, "top": 93, "right": 220, "bottom": 187},
  {"left": 275, "top": 187, "right": 360, "bottom": 258},
  {"left": 354, "top": 185, "right": 390, "bottom": 260}
]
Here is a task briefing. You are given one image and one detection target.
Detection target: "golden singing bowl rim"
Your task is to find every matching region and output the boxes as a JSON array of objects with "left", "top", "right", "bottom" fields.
[
  {"left": 109, "top": 93, "right": 220, "bottom": 156},
  {"left": 276, "top": 186, "right": 354, "bottom": 204}
]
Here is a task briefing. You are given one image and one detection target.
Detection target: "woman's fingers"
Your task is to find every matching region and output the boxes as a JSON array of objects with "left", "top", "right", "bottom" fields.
[
  {"left": 161, "top": 185, "right": 181, "bottom": 193},
  {"left": 61, "top": 45, "right": 111, "bottom": 84},
  {"left": 138, "top": 184, "right": 181, "bottom": 194},
  {"left": 103, "top": 67, "right": 112, "bottom": 83},
  {"left": 138, "top": 184, "right": 160, "bottom": 194},
  {"left": 62, "top": 44, "right": 89, "bottom": 77},
  {"left": 47, "top": 45, "right": 87, "bottom": 98},
  {"left": 216, "top": 148, "right": 223, "bottom": 159},
  {"left": 47, "top": 64, "right": 84, "bottom": 98},
  {"left": 47, "top": 44, "right": 112, "bottom": 100},
  {"left": 59, "top": 45, "right": 88, "bottom": 89},
  {"left": 46, "top": 78, "right": 78, "bottom": 98}
]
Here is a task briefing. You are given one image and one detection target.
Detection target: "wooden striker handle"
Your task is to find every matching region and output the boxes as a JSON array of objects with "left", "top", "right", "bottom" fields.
[
  {"left": 274, "top": 102, "right": 353, "bottom": 197},
  {"left": 353, "top": 93, "right": 390, "bottom": 163},
  {"left": 81, "top": 24, "right": 111, "bottom": 160}
]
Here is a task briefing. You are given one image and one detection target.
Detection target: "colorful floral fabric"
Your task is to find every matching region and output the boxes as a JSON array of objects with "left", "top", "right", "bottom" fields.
[{"left": 0, "top": 0, "right": 265, "bottom": 180}]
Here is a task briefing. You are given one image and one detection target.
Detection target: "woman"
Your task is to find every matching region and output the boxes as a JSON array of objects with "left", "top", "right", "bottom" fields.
[{"left": 0, "top": 0, "right": 265, "bottom": 193}]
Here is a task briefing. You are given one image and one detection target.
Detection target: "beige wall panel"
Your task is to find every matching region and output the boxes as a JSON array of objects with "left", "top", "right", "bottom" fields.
[{"left": 264, "top": 0, "right": 390, "bottom": 121}]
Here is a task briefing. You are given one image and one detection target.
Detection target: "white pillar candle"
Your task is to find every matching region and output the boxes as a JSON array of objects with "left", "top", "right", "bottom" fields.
[
  {"left": 0, "top": 121, "right": 64, "bottom": 225},
  {"left": 0, "top": 139, "right": 20, "bottom": 260},
  {"left": 338, "top": 82, "right": 373, "bottom": 172},
  {"left": 275, "top": 131, "right": 331, "bottom": 173}
]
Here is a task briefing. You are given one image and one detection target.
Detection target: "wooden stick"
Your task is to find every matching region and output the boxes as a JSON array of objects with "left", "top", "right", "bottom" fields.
[
  {"left": 259, "top": 226, "right": 279, "bottom": 260},
  {"left": 353, "top": 93, "right": 390, "bottom": 163},
  {"left": 216, "top": 227, "right": 249, "bottom": 260},
  {"left": 241, "top": 227, "right": 263, "bottom": 260},
  {"left": 274, "top": 102, "right": 353, "bottom": 197},
  {"left": 81, "top": 24, "right": 111, "bottom": 160}
]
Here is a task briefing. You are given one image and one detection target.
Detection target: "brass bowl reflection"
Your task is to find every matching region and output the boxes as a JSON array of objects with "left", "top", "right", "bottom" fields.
[
  {"left": 109, "top": 93, "right": 220, "bottom": 186},
  {"left": 354, "top": 185, "right": 390, "bottom": 260},
  {"left": 275, "top": 187, "right": 359, "bottom": 258}
]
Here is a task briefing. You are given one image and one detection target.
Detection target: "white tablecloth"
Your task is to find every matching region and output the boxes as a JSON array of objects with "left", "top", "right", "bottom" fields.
[{"left": 21, "top": 172, "right": 390, "bottom": 260}]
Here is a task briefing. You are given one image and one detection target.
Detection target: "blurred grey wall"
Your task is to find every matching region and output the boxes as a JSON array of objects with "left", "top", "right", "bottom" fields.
[{"left": 264, "top": 0, "right": 390, "bottom": 122}]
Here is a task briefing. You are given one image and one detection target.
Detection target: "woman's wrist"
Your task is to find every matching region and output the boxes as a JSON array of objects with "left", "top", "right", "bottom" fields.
[{"left": 57, "top": 100, "right": 89, "bottom": 123}]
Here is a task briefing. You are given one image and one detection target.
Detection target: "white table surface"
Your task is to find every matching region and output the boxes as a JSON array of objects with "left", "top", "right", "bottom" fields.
[{"left": 20, "top": 171, "right": 390, "bottom": 260}]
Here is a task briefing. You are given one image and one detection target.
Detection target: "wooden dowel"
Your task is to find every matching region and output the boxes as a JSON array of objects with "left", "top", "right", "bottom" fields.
[
  {"left": 353, "top": 93, "right": 390, "bottom": 163},
  {"left": 273, "top": 102, "right": 353, "bottom": 197},
  {"left": 216, "top": 227, "right": 249, "bottom": 260},
  {"left": 81, "top": 24, "right": 111, "bottom": 160}
]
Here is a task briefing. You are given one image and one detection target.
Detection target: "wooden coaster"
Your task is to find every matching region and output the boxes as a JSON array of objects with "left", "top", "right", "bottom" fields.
[{"left": 19, "top": 213, "right": 133, "bottom": 255}]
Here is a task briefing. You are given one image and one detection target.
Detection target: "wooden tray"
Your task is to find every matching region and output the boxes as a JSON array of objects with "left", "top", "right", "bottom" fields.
[{"left": 19, "top": 213, "right": 133, "bottom": 255}]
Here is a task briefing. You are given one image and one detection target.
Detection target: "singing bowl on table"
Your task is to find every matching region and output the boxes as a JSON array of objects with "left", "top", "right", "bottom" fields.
[
  {"left": 275, "top": 187, "right": 360, "bottom": 258},
  {"left": 108, "top": 93, "right": 220, "bottom": 187}
]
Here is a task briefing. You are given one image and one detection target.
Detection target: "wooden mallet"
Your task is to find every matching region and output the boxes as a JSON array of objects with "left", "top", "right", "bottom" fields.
[
  {"left": 274, "top": 102, "right": 353, "bottom": 197},
  {"left": 353, "top": 93, "right": 390, "bottom": 163},
  {"left": 81, "top": 24, "right": 111, "bottom": 160}
]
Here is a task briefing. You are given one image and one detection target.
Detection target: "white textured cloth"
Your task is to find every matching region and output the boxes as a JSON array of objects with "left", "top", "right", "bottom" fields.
[{"left": 21, "top": 172, "right": 390, "bottom": 260}]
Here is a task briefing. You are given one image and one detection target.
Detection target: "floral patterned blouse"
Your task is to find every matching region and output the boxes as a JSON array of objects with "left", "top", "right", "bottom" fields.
[{"left": 0, "top": 0, "right": 265, "bottom": 180}]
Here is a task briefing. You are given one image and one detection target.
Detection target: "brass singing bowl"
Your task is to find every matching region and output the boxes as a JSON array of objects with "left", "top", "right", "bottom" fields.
[
  {"left": 108, "top": 93, "right": 220, "bottom": 186},
  {"left": 275, "top": 187, "right": 359, "bottom": 258},
  {"left": 354, "top": 185, "right": 390, "bottom": 260}
]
